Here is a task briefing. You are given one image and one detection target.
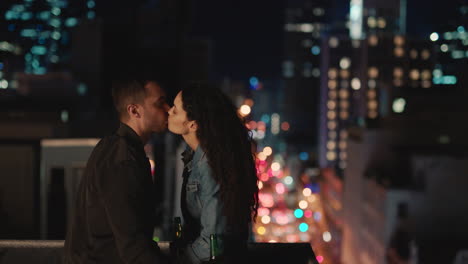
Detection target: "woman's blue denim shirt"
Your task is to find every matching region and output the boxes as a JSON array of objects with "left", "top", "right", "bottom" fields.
[{"left": 182, "top": 145, "right": 227, "bottom": 263}]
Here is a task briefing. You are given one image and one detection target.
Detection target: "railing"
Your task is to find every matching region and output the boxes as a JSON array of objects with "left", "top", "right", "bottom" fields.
[{"left": 0, "top": 240, "right": 319, "bottom": 264}]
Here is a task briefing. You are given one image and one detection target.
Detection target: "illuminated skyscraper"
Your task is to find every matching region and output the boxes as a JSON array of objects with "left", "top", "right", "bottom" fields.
[
  {"left": 282, "top": 0, "right": 331, "bottom": 152},
  {"left": 0, "top": 0, "right": 95, "bottom": 78}
]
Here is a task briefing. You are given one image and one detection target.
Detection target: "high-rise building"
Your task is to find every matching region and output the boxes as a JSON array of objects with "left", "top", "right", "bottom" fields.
[
  {"left": 428, "top": 0, "right": 467, "bottom": 90},
  {"left": 319, "top": 2, "right": 436, "bottom": 176},
  {"left": 282, "top": 0, "right": 331, "bottom": 152},
  {"left": 0, "top": 0, "right": 95, "bottom": 77}
]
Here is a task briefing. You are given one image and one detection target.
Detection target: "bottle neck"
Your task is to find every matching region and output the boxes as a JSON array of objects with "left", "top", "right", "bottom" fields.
[{"left": 209, "top": 234, "right": 219, "bottom": 260}]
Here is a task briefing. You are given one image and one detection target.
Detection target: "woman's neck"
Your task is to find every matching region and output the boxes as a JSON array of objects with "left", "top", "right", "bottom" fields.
[{"left": 183, "top": 133, "right": 199, "bottom": 151}]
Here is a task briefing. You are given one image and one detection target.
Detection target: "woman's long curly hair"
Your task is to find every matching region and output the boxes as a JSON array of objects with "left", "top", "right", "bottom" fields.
[{"left": 181, "top": 82, "right": 259, "bottom": 231}]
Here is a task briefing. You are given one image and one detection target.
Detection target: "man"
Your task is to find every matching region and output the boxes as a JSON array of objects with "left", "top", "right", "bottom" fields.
[{"left": 64, "top": 76, "right": 170, "bottom": 264}]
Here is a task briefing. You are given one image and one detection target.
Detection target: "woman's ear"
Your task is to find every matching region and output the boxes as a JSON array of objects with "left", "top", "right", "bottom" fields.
[{"left": 189, "top": 120, "right": 198, "bottom": 132}]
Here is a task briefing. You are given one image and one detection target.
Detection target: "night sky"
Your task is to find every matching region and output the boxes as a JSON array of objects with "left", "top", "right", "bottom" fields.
[
  {"left": 187, "top": 0, "right": 285, "bottom": 81},
  {"left": 186, "top": 0, "right": 462, "bottom": 81}
]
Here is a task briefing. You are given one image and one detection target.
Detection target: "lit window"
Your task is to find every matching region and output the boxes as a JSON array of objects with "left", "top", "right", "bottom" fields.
[
  {"left": 327, "top": 111, "right": 337, "bottom": 120},
  {"left": 368, "top": 79, "right": 376, "bottom": 89},
  {"left": 421, "top": 70, "right": 431, "bottom": 80},
  {"left": 311, "top": 46, "right": 321, "bottom": 55},
  {"left": 392, "top": 98, "right": 406, "bottom": 113},
  {"left": 339, "top": 111, "right": 349, "bottom": 120},
  {"left": 368, "top": 35, "right": 378, "bottom": 46},
  {"left": 328, "top": 69, "right": 338, "bottom": 79},
  {"left": 340, "top": 130, "right": 348, "bottom": 139},
  {"left": 368, "top": 110, "right": 378, "bottom": 119},
  {"left": 368, "top": 67, "right": 379, "bottom": 78},
  {"left": 328, "top": 131, "right": 337, "bottom": 139},
  {"left": 340, "top": 100, "right": 350, "bottom": 109},
  {"left": 367, "top": 90, "right": 377, "bottom": 99},
  {"left": 393, "top": 79, "right": 403, "bottom": 87},
  {"left": 340, "top": 70, "right": 350, "bottom": 79},
  {"left": 340, "top": 80, "right": 349, "bottom": 88},
  {"left": 327, "top": 100, "right": 337, "bottom": 110},
  {"left": 394, "top": 47, "right": 405, "bottom": 57},
  {"left": 410, "top": 49, "right": 418, "bottom": 59},
  {"left": 328, "top": 80, "right": 337, "bottom": 89},
  {"left": 409, "top": 69, "right": 420, "bottom": 80},
  {"left": 367, "top": 17, "right": 376, "bottom": 28},
  {"left": 351, "top": 78, "right": 361, "bottom": 90},
  {"left": 377, "top": 17, "right": 386, "bottom": 28},
  {"left": 339, "top": 57, "right": 351, "bottom": 69},
  {"left": 329, "top": 37, "right": 339, "bottom": 48},
  {"left": 421, "top": 80, "right": 431, "bottom": 88},
  {"left": 339, "top": 152, "right": 347, "bottom": 160},
  {"left": 300, "top": 23, "right": 314, "bottom": 33},
  {"left": 393, "top": 67, "right": 404, "bottom": 78},
  {"left": 367, "top": 100, "right": 378, "bottom": 110},
  {"left": 339, "top": 89, "right": 349, "bottom": 99},
  {"left": 312, "top": 68, "right": 321, "bottom": 77},
  {"left": 328, "top": 121, "right": 337, "bottom": 130},
  {"left": 329, "top": 90, "right": 337, "bottom": 99},
  {"left": 326, "top": 151, "right": 337, "bottom": 161},
  {"left": 421, "top": 49, "right": 430, "bottom": 60},
  {"left": 394, "top": 35, "right": 405, "bottom": 46},
  {"left": 339, "top": 141, "right": 347, "bottom": 150},
  {"left": 327, "top": 141, "right": 336, "bottom": 150},
  {"left": 440, "top": 44, "right": 449, "bottom": 52},
  {"left": 313, "top": 8, "right": 325, "bottom": 16}
]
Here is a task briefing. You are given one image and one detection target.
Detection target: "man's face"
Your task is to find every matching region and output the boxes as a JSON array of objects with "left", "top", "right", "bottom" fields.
[
  {"left": 139, "top": 81, "right": 170, "bottom": 133},
  {"left": 167, "top": 91, "right": 194, "bottom": 135}
]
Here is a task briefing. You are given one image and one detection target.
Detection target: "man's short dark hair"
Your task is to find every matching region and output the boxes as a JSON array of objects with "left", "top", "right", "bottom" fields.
[{"left": 111, "top": 79, "right": 150, "bottom": 120}]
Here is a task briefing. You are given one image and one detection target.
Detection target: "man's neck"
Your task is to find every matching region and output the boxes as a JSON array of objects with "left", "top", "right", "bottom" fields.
[{"left": 123, "top": 120, "right": 149, "bottom": 144}]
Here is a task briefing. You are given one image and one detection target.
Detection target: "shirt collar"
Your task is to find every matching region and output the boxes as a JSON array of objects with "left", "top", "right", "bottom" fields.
[
  {"left": 117, "top": 123, "right": 145, "bottom": 153},
  {"left": 181, "top": 144, "right": 204, "bottom": 172}
]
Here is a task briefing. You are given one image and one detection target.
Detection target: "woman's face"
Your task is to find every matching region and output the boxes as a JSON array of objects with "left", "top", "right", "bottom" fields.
[{"left": 167, "top": 91, "right": 192, "bottom": 135}]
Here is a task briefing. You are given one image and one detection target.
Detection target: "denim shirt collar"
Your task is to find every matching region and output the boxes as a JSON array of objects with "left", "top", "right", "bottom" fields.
[{"left": 181, "top": 144, "right": 205, "bottom": 172}]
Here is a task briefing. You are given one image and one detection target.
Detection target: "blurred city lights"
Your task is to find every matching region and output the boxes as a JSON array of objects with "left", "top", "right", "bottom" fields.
[
  {"left": 299, "top": 223, "right": 309, "bottom": 232},
  {"left": 263, "top": 146, "right": 273, "bottom": 156},
  {"left": 261, "top": 215, "right": 271, "bottom": 224},
  {"left": 299, "top": 200, "right": 308, "bottom": 209},
  {"left": 294, "top": 209, "right": 304, "bottom": 218},
  {"left": 257, "top": 226, "right": 266, "bottom": 235},
  {"left": 284, "top": 176, "right": 293, "bottom": 185},
  {"left": 239, "top": 105, "right": 251, "bottom": 116},
  {"left": 392, "top": 98, "right": 406, "bottom": 113},
  {"left": 271, "top": 162, "right": 281, "bottom": 171},
  {"left": 275, "top": 183, "right": 285, "bottom": 194}
]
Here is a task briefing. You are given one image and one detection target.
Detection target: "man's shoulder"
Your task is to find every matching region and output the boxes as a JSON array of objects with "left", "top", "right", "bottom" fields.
[{"left": 91, "top": 133, "right": 139, "bottom": 165}]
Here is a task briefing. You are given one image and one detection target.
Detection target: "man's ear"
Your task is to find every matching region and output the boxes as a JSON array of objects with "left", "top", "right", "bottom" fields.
[{"left": 126, "top": 104, "right": 140, "bottom": 118}]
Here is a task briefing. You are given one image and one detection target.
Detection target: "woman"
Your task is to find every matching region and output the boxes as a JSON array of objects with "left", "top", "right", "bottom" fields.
[{"left": 168, "top": 82, "right": 259, "bottom": 264}]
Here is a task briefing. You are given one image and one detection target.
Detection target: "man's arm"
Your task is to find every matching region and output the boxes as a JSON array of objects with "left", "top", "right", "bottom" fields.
[{"left": 99, "top": 160, "right": 164, "bottom": 263}]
